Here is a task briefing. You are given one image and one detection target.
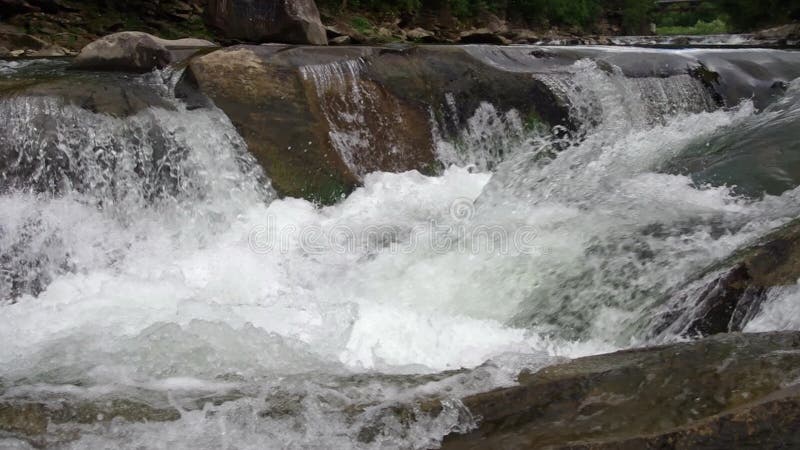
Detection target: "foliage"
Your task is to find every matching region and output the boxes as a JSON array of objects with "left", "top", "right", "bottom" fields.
[
  {"left": 317, "top": 0, "right": 798, "bottom": 33},
  {"left": 656, "top": 1, "right": 722, "bottom": 28},
  {"left": 657, "top": 18, "right": 728, "bottom": 35},
  {"left": 715, "top": 0, "right": 800, "bottom": 31},
  {"left": 350, "top": 16, "right": 373, "bottom": 34},
  {"left": 621, "top": 0, "right": 655, "bottom": 34}
]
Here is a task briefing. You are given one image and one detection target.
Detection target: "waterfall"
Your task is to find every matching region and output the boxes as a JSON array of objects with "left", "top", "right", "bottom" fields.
[
  {"left": 2, "top": 50, "right": 800, "bottom": 449},
  {"left": 299, "top": 57, "right": 433, "bottom": 178},
  {"left": 300, "top": 58, "right": 369, "bottom": 176}
]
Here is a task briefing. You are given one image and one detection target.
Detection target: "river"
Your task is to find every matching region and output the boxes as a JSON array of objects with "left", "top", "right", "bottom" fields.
[{"left": 1, "top": 46, "right": 800, "bottom": 448}]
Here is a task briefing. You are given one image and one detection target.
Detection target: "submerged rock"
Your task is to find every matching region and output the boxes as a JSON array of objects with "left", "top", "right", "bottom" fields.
[
  {"left": 442, "top": 331, "right": 800, "bottom": 449},
  {"left": 206, "top": 0, "right": 327, "bottom": 45},
  {"left": 0, "top": 398, "right": 181, "bottom": 437},
  {"left": 73, "top": 32, "right": 216, "bottom": 73},
  {"left": 2, "top": 333, "right": 799, "bottom": 447}
]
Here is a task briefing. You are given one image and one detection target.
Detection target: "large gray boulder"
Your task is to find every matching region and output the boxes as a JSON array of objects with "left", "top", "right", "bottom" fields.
[
  {"left": 206, "top": 0, "right": 327, "bottom": 45},
  {"left": 73, "top": 32, "right": 217, "bottom": 73}
]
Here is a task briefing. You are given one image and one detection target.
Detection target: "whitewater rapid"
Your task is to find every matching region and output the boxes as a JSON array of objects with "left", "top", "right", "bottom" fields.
[{"left": 2, "top": 56, "right": 800, "bottom": 448}]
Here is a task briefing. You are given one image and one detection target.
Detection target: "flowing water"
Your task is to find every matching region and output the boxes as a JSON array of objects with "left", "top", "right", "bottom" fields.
[{"left": 1, "top": 50, "right": 800, "bottom": 448}]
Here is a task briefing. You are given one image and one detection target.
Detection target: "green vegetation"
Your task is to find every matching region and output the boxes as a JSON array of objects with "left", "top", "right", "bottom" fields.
[
  {"left": 350, "top": 16, "right": 374, "bottom": 34},
  {"left": 319, "top": 0, "right": 648, "bottom": 32},
  {"left": 719, "top": 0, "right": 800, "bottom": 31},
  {"left": 318, "top": 0, "right": 799, "bottom": 34},
  {"left": 657, "top": 19, "right": 728, "bottom": 36}
]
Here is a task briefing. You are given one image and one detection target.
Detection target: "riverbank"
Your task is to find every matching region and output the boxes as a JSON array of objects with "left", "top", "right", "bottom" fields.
[{"left": 1, "top": 0, "right": 799, "bottom": 58}]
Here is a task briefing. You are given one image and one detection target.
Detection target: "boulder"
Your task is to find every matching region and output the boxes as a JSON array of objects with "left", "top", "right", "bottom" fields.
[
  {"left": 652, "top": 218, "right": 800, "bottom": 338},
  {"left": 405, "top": 27, "right": 434, "bottom": 42},
  {"left": 756, "top": 24, "right": 800, "bottom": 41},
  {"left": 329, "top": 35, "right": 352, "bottom": 45},
  {"left": 510, "top": 29, "right": 539, "bottom": 44},
  {"left": 205, "top": 0, "right": 327, "bottom": 45},
  {"left": 458, "top": 28, "right": 512, "bottom": 45},
  {"left": 178, "top": 45, "right": 569, "bottom": 202},
  {"left": 177, "top": 46, "right": 360, "bottom": 203},
  {"left": 441, "top": 331, "right": 800, "bottom": 449},
  {"left": 73, "top": 32, "right": 217, "bottom": 73}
]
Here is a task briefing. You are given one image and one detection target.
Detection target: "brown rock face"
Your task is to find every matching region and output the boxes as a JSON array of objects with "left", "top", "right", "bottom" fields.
[
  {"left": 441, "top": 332, "right": 800, "bottom": 450},
  {"left": 206, "top": 0, "right": 327, "bottom": 45},
  {"left": 178, "top": 45, "right": 569, "bottom": 203},
  {"left": 179, "top": 45, "right": 359, "bottom": 203}
]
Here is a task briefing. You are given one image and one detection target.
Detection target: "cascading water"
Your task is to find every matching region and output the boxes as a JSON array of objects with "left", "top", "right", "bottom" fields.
[{"left": 2, "top": 51, "right": 800, "bottom": 449}]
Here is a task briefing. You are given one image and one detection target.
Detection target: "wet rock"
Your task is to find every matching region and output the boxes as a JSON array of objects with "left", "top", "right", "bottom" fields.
[
  {"left": 563, "top": 386, "right": 800, "bottom": 449},
  {"left": 178, "top": 45, "right": 358, "bottom": 203},
  {"left": 73, "top": 32, "right": 216, "bottom": 73},
  {"left": 441, "top": 331, "right": 800, "bottom": 449},
  {"left": 0, "top": 397, "right": 181, "bottom": 444},
  {"left": 0, "top": 75, "right": 172, "bottom": 117},
  {"left": 206, "top": 0, "right": 327, "bottom": 45},
  {"left": 654, "top": 219, "right": 800, "bottom": 338},
  {"left": 179, "top": 45, "right": 569, "bottom": 202}
]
